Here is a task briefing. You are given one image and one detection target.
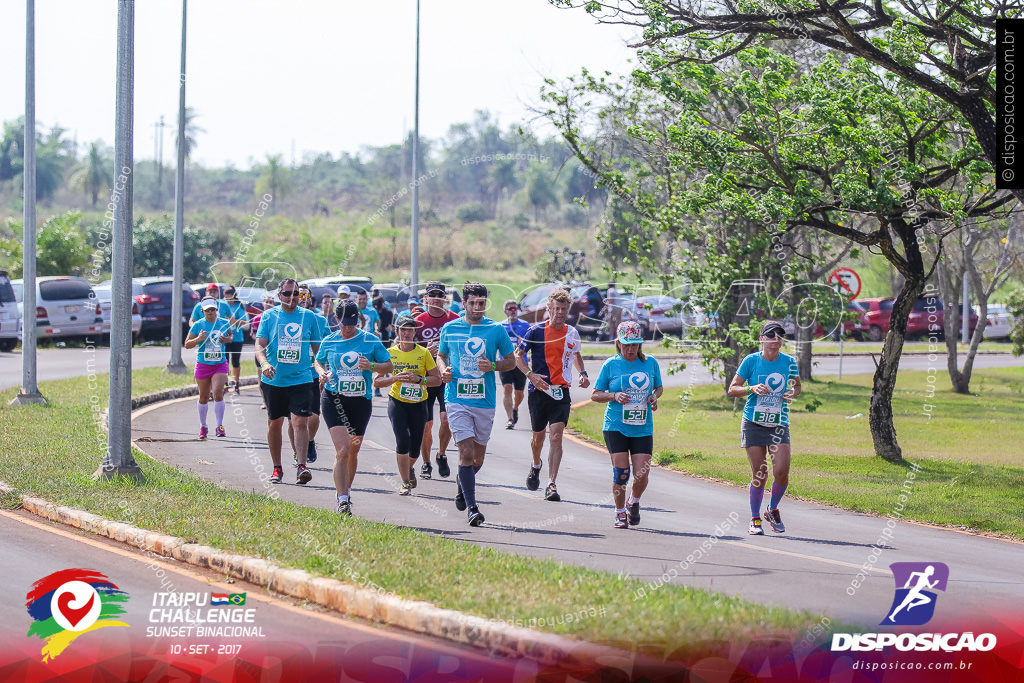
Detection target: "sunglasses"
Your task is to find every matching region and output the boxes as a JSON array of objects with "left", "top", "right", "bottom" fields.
[
  {"left": 280, "top": 290, "right": 299, "bottom": 297},
  {"left": 762, "top": 330, "right": 785, "bottom": 339}
]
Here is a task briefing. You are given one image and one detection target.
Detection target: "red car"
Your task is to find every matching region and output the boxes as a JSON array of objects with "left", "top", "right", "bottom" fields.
[{"left": 857, "top": 295, "right": 978, "bottom": 341}]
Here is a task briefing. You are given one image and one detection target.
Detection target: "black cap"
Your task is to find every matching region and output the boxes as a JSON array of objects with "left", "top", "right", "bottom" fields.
[
  {"left": 425, "top": 282, "right": 446, "bottom": 296},
  {"left": 760, "top": 320, "right": 786, "bottom": 337},
  {"left": 337, "top": 300, "right": 360, "bottom": 325},
  {"left": 395, "top": 314, "right": 420, "bottom": 328}
]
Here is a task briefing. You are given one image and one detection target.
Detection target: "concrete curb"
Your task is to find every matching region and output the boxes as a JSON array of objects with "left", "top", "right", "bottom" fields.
[{"left": 4, "top": 380, "right": 629, "bottom": 666}]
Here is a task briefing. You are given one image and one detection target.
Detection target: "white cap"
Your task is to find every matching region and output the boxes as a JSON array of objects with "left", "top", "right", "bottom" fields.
[{"left": 336, "top": 285, "right": 351, "bottom": 296}]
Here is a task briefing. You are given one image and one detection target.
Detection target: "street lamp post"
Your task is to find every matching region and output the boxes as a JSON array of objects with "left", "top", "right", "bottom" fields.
[
  {"left": 166, "top": 0, "right": 188, "bottom": 374},
  {"left": 410, "top": 0, "right": 421, "bottom": 289}
]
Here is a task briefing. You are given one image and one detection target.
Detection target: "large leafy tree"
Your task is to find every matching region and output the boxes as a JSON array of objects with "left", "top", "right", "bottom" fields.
[{"left": 545, "top": 49, "right": 1010, "bottom": 461}]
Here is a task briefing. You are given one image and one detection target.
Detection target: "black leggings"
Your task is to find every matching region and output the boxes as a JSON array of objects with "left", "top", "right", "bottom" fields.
[{"left": 387, "top": 397, "right": 428, "bottom": 456}]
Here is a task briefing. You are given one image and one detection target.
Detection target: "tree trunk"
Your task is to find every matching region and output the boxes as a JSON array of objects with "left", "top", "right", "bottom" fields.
[
  {"left": 869, "top": 277, "right": 924, "bottom": 462},
  {"left": 796, "top": 323, "right": 813, "bottom": 381}
]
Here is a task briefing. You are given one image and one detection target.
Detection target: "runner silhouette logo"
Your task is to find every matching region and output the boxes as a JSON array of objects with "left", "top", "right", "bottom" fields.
[{"left": 882, "top": 562, "right": 949, "bottom": 626}]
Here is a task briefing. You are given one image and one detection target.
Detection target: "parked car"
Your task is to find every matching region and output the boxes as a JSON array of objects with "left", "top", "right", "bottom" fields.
[
  {"left": 131, "top": 276, "right": 200, "bottom": 340},
  {"left": 92, "top": 283, "right": 142, "bottom": 345},
  {"left": 979, "top": 304, "right": 1016, "bottom": 341},
  {"left": 518, "top": 282, "right": 606, "bottom": 338},
  {"left": 300, "top": 276, "right": 374, "bottom": 304},
  {"left": 0, "top": 269, "right": 20, "bottom": 351},
  {"left": 856, "top": 295, "right": 978, "bottom": 341},
  {"left": 12, "top": 276, "right": 104, "bottom": 342}
]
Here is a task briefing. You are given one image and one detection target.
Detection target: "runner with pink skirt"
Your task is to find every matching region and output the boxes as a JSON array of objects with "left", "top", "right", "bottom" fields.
[{"left": 185, "top": 298, "right": 234, "bottom": 440}]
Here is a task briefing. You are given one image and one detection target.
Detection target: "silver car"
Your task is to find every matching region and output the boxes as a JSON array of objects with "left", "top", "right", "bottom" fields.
[
  {"left": 13, "top": 276, "right": 104, "bottom": 341},
  {"left": 980, "top": 304, "right": 1016, "bottom": 341},
  {"left": 93, "top": 282, "right": 143, "bottom": 344},
  {"left": 0, "top": 269, "right": 19, "bottom": 351}
]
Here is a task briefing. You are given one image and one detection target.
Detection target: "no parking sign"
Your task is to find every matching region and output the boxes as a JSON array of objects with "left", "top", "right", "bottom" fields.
[{"left": 827, "top": 268, "right": 861, "bottom": 301}]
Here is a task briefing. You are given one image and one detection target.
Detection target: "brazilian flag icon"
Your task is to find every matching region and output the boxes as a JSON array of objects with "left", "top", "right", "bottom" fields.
[{"left": 228, "top": 593, "right": 246, "bottom": 606}]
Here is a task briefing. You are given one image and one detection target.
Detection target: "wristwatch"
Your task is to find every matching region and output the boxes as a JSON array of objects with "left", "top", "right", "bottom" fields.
[{"left": 580, "top": 371, "right": 589, "bottom": 377}]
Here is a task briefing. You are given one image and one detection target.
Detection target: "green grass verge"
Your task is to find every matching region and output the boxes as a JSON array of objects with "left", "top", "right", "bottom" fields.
[
  {"left": 571, "top": 367, "right": 1024, "bottom": 537},
  {"left": 0, "top": 367, "right": 821, "bottom": 657}
]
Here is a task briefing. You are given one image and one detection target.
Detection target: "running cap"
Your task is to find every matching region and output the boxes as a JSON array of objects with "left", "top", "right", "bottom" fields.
[
  {"left": 395, "top": 314, "right": 420, "bottom": 329},
  {"left": 760, "top": 320, "right": 786, "bottom": 337},
  {"left": 336, "top": 285, "right": 351, "bottom": 296},
  {"left": 205, "top": 283, "right": 219, "bottom": 292},
  {"left": 201, "top": 297, "right": 219, "bottom": 311},
  {"left": 425, "top": 281, "right": 447, "bottom": 296},
  {"left": 337, "top": 300, "right": 360, "bottom": 325},
  {"left": 617, "top": 321, "right": 644, "bottom": 345}
]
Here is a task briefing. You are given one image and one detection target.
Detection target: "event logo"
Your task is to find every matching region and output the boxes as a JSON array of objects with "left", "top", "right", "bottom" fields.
[
  {"left": 339, "top": 351, "right": 360, "bottom": 369},
  {"left": 764, "top": 372, "right": 786, "bottom": 393},
  {"left": 883, "top": 562, "right": 949, "bottom": 626},
  {"left": 628, "top": 373, "right": 650, "bottom": 391},
  {"left": 465, "top": 337, "right": 485, "bottom": 356},
  {"left": 283, "top": 322, "right": 302, "bottom": 339},
  {"left": 25, "top": 569, "right": 130, "bottom": 662}
]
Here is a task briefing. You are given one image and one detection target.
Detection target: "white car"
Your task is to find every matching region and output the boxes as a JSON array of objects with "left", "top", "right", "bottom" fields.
[
  {"left": 980, "top": 304, "right": 1016, "bottom": 341},
  {"left": 0, "top": 269, "right": 20, "bottom": 352},
  {"left": 12, "top": 276, "right": 105, "bottom": 342}
]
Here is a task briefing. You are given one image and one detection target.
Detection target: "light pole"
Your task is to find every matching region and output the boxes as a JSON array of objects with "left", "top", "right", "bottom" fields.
[
  {"left": 12, "top": 0, "right": 45, "bottom": 406},
  {"left": 97, "top": 0, "right": 144, "bottom": 483},
  {"left": 410, "top": 0, "right": 421, "bottom": 289},
  {"left": 166, "top": 0, "right": 188, "bottom": 374}
]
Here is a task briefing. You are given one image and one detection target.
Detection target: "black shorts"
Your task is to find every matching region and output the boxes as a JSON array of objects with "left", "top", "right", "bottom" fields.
[
  {"left": 261, "top": 382, "right": 316, "bottom": 421},
  {"left": 603, "top": 430, "right": 654, "bottom": 456},
  {"left": 528, "top": 389, "right": 572, "bottom": 432},
  {"left": 224, "top": 341, "right": 244, "bottom": 369},
  {"left": 321, "top": 391, "right": 373, "bottom": 436},
  {"left": 499, "top": 367, "right": 526, "bottom": 391},
  {"left": 425, "top": 384, "right": 446, "bottom": 421},
  {"left": 307, "top": 380, "right": 321, "bottom": 415}
]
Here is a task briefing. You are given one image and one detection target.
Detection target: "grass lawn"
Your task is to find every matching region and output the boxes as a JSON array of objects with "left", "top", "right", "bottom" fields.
[
  {"left": 0, "top": 367, "right": 821, "bottom": 657},
  {"left": 571, "top": 367, "right": 1024, "bottom": 538}
]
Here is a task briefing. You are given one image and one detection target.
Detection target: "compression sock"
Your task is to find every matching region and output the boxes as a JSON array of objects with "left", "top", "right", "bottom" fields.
[
  {"left": 459, "top": 465, "right": 477, "bottom": 508},
  {"left": 749, "top": 484, "right": 766, "bottom": 518},
  {"left": 769, "top": 482, "right": 788, "bottom": 510},
  {"left": 214, "top": 400, "right": 225, "bottom": 426},
  {"left": 197, "top": 402, "right": 209, "bottom": 427}
]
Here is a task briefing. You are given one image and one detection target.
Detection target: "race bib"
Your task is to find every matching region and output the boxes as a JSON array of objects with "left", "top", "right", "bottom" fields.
[
  {"left": 399, "top": 382, "right": 424, "bottom": 401},
  {"left": 546, "top": 386, "right": 564, "bottom": 401},
  {"left": 202, "top": 343, "right": 223, "bottom": 363},
  {"left": 752, "top": 395, "right": 782, "bottom": 426},
  {"left": 456, "top": 378, "right": 485, "bottom": 399},
  {"left": 338, "top": 375, "right": 366, "bottom": 397},
  {"left": 623, "top": 403, "right": 648, "bottom": 426},
  {"left": 277, "top": 322, "right": 302, "bottom": 364}
]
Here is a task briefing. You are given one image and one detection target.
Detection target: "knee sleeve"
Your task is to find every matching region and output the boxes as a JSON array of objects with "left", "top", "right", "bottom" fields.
[{"left": 613, "top": 466, "right": 630, "bottom": 485}]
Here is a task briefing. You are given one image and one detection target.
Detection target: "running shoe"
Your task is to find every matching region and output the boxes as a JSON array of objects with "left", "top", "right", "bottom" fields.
[
  {"left": 337, "top": 500, "right": 352, "bottom": 516},
  {"left": 399, "top": 482, "right": 412, "bottom": 496},
  {"left": 198, "top": 426, "right": 208, "bottom": 441},
  {"left": 506, "top": 419, "right": 514, "bottom": 430},
  {"left": 215, "top": 425, "right": 226, "bottom": 438},
  {"left": 628, "top": 500, "right": 640, "bottom": 526},
  {"left": 307, "top": 440, "right": 318, "bottom": 463},
  {"left": 296, "top": 465, "right": 312, "bottom": 485},
  {"left": 270, "top": 466, "right": 283, "bottom": 484},
  {"left": 436, "top": 454, "right": 451, "bottom": 478},
  {"left": 749, "top": 517, "right": 765, "bottom": 535},
  {"left": 763, "top": 507, "right": 785, "bottom": 533},
  {"left": 455, "top": 484, "right": 467, "bottom": 511},
  {"left": 526, "top": 466, "right": 541, "bottom": 491},
  {"left": 614, "top": 511, "right": 629, "bottom": 529},
  {"left": 544, "top": 483, "right": 560, "bottom": 502},
  {"left": 374, "top": 388, "right": 382, "bottom": 397},
  {"left": 467, "top": 506, "right": 485, "bottom": 527},
  {"left": 420, "top": 461, "right": 433, "bottom": 480},
  {"left": 512, "top": 408, "right": 519, "bottom": 425},
  {"left": 409, "top": 467, "right": 417, "bottom": 489}
]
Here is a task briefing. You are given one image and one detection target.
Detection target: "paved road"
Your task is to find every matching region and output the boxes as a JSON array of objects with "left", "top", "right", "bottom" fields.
[
  {"left": 131, "top": 360, "right": 1024, "bottom": 629},
  {"left": 0, "top": 509, "right": 563, "bottom": 680}
]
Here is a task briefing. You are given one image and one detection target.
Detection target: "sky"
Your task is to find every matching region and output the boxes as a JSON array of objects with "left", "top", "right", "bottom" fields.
[{"left": 0, "top": 0, "right": 640, "bottom": 169}]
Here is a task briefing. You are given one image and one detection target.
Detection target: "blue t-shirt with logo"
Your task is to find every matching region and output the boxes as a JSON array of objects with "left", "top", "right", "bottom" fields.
[
  {"left": 191, "top": 300, "right": 231, "bottom": 323},
  {"left": 256, "top": 306, "right": 324, "bottom": 387},
  {"left": 222, "top": 300, "right": 249, "bottom": 336},
  {"left": 439, "top": 317, "right": 515, "bottom": 409},
  {"left": 315, "top": 329, "right": 391, "bottom": 399},
  {"left": 189, "top": 317, "right": 233, "bottom": 366},
  {"left": 737, "top": 351, "right": 799, "bottom": 427},
  {"left": 594, "top": 355, "right": 663, "bottom": 437},
  {"left": 359, "top": 306, "right": 380, "bottom": 335},
  {"left": 501, "top": 318, "right": 530, "bottom": 360}
]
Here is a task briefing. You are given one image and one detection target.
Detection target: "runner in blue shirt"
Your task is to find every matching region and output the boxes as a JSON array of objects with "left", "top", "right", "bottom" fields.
[
  {"left": 500, "top": 299, "right": 531, "bottom": 429},
  {"left": 255, "top": 278, "right": 324, "bottom": 486},
  {"left": 184, "top": 298, "right": 234, "bottom": 441},
  {"left": 190, "top": 283, "right": 231, "bottom": 324},
  {"left": 437, "top": 282, "right": 516, "bottom": 527},
  {"left": 286, "top": 284, "right": 328, "bottom": 466},
  {"left": 315, "top": 300, "right": 392, "bottom": 516},
  {"left": 591, "top": 321, "right": 663, "bottom": 529},
  {"left": 220, "top": 285, "right": 250, "bottom": 394},
  {"left": 727, "top": 320, "right": 801, "bottom": 535},
  {"left": 356, "top": 291, "right": 379, "bottom": 336}
]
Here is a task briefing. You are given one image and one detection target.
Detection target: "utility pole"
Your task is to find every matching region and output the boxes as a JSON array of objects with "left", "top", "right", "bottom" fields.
[
  {"left": 167, "top": 0, "right": 188, "bottom": 374},
  {"left": 12, "top": 0, "right": 45, "bottom": 406},
  {"left": 410, "top": 0, "right": 421, "bottom": 289}
]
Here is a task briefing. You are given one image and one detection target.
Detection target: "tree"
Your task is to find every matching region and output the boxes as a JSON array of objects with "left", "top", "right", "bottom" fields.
[
  {"left": 87, "top": 216, "right": 229, "bottom": 282},
  {"left": 37, "top": 212, "right": 91, "bottom": 276},
  {"left": 255, "top": 154, "right": 292, "bottom": 210},
  {"left": 544, "top": 49, "right": 1010, "bottom": 461},
  {"left": 70, "top": 141, "right": 113, "bottom": 208},
  {"left": 553, "top": 0, "right": 1019, "bottom": 202},
  {"left": 525, "top": 160, "right": 560, "bottom": 223},
  {"left": 177, "top": 107, "right": 205, "bottom": 161}
]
